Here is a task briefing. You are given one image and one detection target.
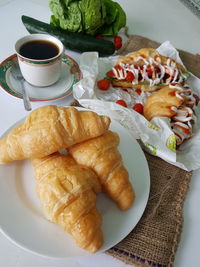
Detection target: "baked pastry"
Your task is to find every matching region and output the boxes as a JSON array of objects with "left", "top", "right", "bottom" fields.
[
  {"left": 0, "top": 105, "right": 110, "bottom": 164},
  {"left": 31, "top": 152, "right": 103, "bottom": 253},
  {"left": 143, "top": 85, "right": 184, "bottom": 121},
  {"left": 69, "top": 130, "right": 135, "bottom": 210},
  {"left": 106, "top": 48, "right": 188, "bottom": 92},
  {"left": 144, "top": 84, "right": 199, "bottom": 145}
]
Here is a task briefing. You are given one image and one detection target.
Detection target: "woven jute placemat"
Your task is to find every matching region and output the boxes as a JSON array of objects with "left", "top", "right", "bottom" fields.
[
  {"left": 106, "top": 35, "right": 199, "bottom": 267},
  {"left": 71, "top": 34, "right": 199, "bottom": 267},
  {"left": 106, "top": 152, "right": 192, "bottom": 267}
]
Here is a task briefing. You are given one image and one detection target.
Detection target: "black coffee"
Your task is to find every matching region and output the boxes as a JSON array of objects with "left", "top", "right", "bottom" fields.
[{"left": 19, "top": 40, "right": 59, "bottom": 60}]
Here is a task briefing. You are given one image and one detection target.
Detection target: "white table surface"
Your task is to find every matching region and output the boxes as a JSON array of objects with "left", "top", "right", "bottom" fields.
[{"left": 0, "top": 0, "right": 200, "bottom": 267}]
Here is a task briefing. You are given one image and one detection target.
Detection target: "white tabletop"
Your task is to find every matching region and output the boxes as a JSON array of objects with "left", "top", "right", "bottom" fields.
[{"left": 0, "top": 0, "right": 200, "bottom": 267}]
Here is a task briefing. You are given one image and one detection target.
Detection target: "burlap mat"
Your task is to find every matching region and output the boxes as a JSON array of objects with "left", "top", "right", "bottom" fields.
[
  {"left": 71, "top": 34, "right": 199, "bottom": 267},
  {"left": 106, "top": 152, "right": 192, "bottom": 267},
  {"left": 106, "top": 35, "right": 199, "bottom": 267}
]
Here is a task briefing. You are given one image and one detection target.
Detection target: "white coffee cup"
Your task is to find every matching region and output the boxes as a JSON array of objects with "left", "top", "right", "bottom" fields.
[{"left": 15, "top": 34, "right": 64, "bottom": 87}]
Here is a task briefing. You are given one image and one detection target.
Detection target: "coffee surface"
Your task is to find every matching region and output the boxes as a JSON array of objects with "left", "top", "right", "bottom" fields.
[{"left": 19, "top": 40, "right": 59, "bottom": 60}]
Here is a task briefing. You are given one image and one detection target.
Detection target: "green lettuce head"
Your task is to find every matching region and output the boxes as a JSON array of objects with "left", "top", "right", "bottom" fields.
[
  {"left": 101, "top": 0, "right": 126, "bottom": 36},
  {"left": 49, "top": 0, "right": 126, "bottom": 36},
  {"left": 49, "top": 0, "right": 106, "bottom": 35}
]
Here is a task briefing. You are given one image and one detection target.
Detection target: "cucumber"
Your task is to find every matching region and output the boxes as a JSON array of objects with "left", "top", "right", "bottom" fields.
[{"left": 21, "top": 15, "right": 115, "bottom": 57}]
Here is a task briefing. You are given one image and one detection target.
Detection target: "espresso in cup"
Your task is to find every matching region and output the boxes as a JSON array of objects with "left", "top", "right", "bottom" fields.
[
  {"left": 15, "top": 34, "right": 64, "bottom": 87},
  {"left": 19, "top": 40, "right": 59, "bottom": 60}
]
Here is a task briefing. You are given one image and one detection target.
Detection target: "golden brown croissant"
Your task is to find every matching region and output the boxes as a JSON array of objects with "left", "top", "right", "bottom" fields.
[
  {"left": 69, "top": 130, "right": 135, "bottom": 211},
  {"left": 143, "top": 85, "right": 184, "bottom": 121},
  {"left": 106, "top": 48, "right": 187, "bottom": 92},
  {"left": 31, "top": 152, "right": 103, "bottom": 253},
  {"left": 144, "top": 84, "right": 199, "bottom": 146},
  {"left": 0, "top": 105, "right": 110, "bottom": 164}
]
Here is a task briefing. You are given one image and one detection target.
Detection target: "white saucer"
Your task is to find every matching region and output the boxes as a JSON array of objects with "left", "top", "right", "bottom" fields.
[{"left": 0, "top": 54, "right": 81, "bottom": 101}]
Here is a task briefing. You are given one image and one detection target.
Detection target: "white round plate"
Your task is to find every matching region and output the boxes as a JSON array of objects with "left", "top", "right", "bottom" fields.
[
  {"left": 0, "top": 54, "right": 81, "bottom": 101},
  {"left": 0, "top": 110, "right": 150, "bottom": 259}
]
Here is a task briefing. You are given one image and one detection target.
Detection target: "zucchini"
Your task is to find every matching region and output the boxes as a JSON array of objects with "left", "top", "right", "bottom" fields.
[{"left": 21, "top": 15, "right": 115, "bottom": 57}]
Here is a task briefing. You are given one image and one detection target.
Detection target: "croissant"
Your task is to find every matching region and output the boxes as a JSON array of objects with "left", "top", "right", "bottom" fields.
[
  {"left": 0, "top": 105, "right": 110, "bottom": 164},
  {"left": 31, "top": 152, "right": 103, "bottom": 253},
  {"left": 69, "top": 130, "right": 135, "bottom": 211},
  {"left": 106, "top": 48, "right": 187, "bottom": 92},
  {"left": 143, "top": 85, "right": 184, "bottom": 121},
  {"left": 144, "top": 84, "right": 198, "bottom": 145}
]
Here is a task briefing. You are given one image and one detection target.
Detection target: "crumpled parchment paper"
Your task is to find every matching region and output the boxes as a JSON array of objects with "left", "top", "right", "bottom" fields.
[{"left": 73, "top": 41, "right": 200, "bottom": 171}]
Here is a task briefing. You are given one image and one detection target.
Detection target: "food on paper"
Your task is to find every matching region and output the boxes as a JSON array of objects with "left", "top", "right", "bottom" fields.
[
  {"left": 0, "top": 105, "right": 110, "bottom": 164},
  {"left": 69, "top": 130, "right": 135, "bottom": 211},
  {"left": 144, "top": 84, "right": 199, "bottom": 146},
  {"left": 96, "top": 47, "right": 199, "bottom": 147},
  {"left": 72, "top": 41, "right": 200, "bottom": 170},
  {"left": 49, "top": 0, "right": 126, "bottom": 36},
  {"left": 143, "top": 85, "right": 184, "bottom": 121},
  {"left": 31, "top": 152, "right": 103, "bottom": 253},
  {"left": 106, "top": 48, "right": 189, "bottom": 92}
]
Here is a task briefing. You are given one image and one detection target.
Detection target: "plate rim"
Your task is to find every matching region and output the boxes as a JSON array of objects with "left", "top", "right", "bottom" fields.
[
  {"left": 0, "top": 107, "right": 150, "bottom": 258},
  {"left": 0, "top": 53, "right": 82, "bottom": 102}
]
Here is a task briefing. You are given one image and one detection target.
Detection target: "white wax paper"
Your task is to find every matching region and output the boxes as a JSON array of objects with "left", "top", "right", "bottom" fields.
[{"left": 73, "top": 41, "right": 200, "bottom": 171}]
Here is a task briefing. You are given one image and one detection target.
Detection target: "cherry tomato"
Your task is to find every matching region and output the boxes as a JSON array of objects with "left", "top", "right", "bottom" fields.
[
  {"left": 147, "top": 69, "right": 153, "bottom": 77},
  {"left": 116, "top": 99, "right": 127, "bottom": 107},
  {"left": 132, "top": 103, "right": 144, "bottom": 114},
  {"left": 96, "top": 35, "right": 104, "bottom": 40},
  {"left": 135, "top": 89, "right": 142, "bottom": 95},
  {"left": 114, "top": 36, "right": 122, "bottom": 49},
  {"left": 97, "top": 79, "right": 110, "bottom": 90},
  {"left": 113, "top": 64, "right": 124, "bottom": 77},
  {"left": 126, "top": 71, "right": 135, "bottom": 82},
  {"left": 114, "top": 64, "right": 123, "bottom": 71},
  {"left": 106, "top": 70, "right": 115, "bottom": 77}
]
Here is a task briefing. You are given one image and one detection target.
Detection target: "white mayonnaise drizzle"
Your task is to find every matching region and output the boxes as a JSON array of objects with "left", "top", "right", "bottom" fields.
[
  {"left": 171, "top": 86, "right": 196, "bottom": 145},
  {"left": 159, "top": 82, "right": 197, "bottom": 145},
  {"left": 111, "top": 55, "right": 198, "bottom": 146},
  {"left": 112, "top": 56, "right": 186, "bottom": 87}
]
